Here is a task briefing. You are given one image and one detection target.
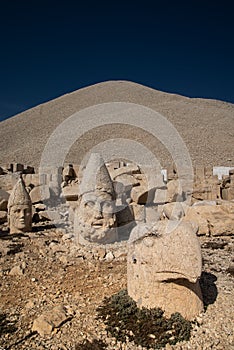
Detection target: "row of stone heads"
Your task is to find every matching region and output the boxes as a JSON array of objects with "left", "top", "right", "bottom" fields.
[
  {"left": 1, "top": 155, "right": 206, "bottom": 321},
  {"left": 1, "top": 154, "right": 179, "bottom": 235}
]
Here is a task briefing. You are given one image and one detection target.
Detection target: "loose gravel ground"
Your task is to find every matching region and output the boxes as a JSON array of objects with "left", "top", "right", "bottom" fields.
[{"left": 0, "top": 224, "right": 233, "bottom": 350}]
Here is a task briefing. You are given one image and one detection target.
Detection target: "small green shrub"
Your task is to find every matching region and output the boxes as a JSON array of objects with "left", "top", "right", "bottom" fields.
[
  {"left": 96, "top": 289, "right": 192, "bottom": 349},
  {"left": 75, "top": 339, "right": 106, "bottom": 350}
]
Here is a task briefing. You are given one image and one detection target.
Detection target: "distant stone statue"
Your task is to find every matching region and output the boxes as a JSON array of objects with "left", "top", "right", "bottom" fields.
[
  {"left": 74, "top": 153, "right": 118, "bottom": 244},
  {"left": 127, "top": 220, "right": 203, "bottom": 320},
  {"left": 8, "top": 178, "right": 32, "bottom": 234}
]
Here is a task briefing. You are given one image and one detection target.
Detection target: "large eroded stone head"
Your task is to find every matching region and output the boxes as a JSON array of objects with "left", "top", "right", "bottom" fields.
[
  {"left": 127, "top": 220, "right": 203, "bottom": 319},
  {"left": 128, "top": 220, "right": 202, "bottom": 282},
  {"left": 74, "top": 153, "right": 118, "bottom": 244},
  {"left": 8, "top": 178, "right": 32, "bottom": 234}
]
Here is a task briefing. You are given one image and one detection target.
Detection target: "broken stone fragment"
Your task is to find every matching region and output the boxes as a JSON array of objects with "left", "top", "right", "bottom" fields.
[
  {"left": 32, "top": 305, "right": 68, "bottom": 337},
  {"left": 166, "top": 179, "right": 184, "bottom": 202},
  {"left": 183, "top": 203, "right": 234, "bottom": 236},
  {"left": 9, "top": 265, "right": 24, "bottom": 276},
  {"left": 39, "top": 210, "right": 61, "bottom": 222},
  {"left": 162, "top": 202, "right": 185, "bottom": 220},
  {"left": 29, "top": 185, "right": 50, "bottom": 204}
]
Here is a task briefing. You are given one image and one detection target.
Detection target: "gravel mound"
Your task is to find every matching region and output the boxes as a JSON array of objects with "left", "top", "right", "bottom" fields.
[{"left": 0, "top": 81, "right": 233, "bottom": 169}]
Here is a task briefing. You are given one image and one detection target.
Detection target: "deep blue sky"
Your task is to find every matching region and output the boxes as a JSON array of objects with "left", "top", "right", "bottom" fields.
[{"left": 0, "top": 1, "right": 233, "bottom": 121}]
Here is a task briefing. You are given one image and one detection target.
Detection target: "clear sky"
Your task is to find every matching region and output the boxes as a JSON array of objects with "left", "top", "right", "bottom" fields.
[{"left": 0, "top": 0, "right": 233, "bottom": 121}]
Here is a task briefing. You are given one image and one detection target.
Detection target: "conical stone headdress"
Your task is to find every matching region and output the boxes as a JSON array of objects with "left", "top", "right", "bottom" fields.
[
  {"left": 80, "top": 153, "right": 115, "bottom": 197},
  {"left": 8, "top": 178, "right": 32, "bottom": 210}
]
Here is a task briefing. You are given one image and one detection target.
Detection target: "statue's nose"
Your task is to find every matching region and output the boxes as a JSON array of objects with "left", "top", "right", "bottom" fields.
[
  {"left": 94, "top": 212, "right": 102, "bottom": 219},
  {"left": 94, "top": 204, "right": 102, "bottom": 219}
]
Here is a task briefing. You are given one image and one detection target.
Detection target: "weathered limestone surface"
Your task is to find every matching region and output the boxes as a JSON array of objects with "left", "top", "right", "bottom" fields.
[
  {"left": 183, "top": 202, "right": 234, "bottom": 236},
  {"left": 29, "top": 185, "right": 51, "bottom": 204},
  {"left": 32, "top": 305, "right": 68, "bottom": 337},
  {"left": 127, "top": 220, "right": 203, "bottom": 320},
  {"left": 166, "top": 179, "right": 184, "bottom": 203},
  {"left": 7, "top": 178, "right": 32, "bottom": 234},
  {"left": 74, "top": 154, "right": 118, "bottom": 244},
  {"left": 162, "top": 202, "right": 186, "bottom": 220}
]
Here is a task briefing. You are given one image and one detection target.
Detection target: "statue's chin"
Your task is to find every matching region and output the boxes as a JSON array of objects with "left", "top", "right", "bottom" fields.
[{"left": 76, "top": 221, "right": 118, "bottom": 244}]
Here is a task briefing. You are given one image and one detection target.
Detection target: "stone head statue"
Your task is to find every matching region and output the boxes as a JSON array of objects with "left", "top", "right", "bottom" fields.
[
  {"left": 74, "top": 153, "right": 118, "bottom": 244},
  {"left": 127, "top": 220, "right": 203, "bottom": 320},
  {"left": 8, "top": 178, "right": 32, "bottom": 234}
]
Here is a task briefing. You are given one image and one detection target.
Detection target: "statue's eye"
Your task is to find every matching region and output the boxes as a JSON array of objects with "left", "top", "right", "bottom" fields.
[
  {"left": 102, "top": 202, "right": 113, "bottom": 212},
  {"left": 85, "top": 201, "right": 95, "bottom": 208}
]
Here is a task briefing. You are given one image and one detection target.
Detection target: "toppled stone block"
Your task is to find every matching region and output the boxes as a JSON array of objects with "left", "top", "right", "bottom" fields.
[
  {"left": 22, "top": 174, "right": 41, "bottom": 187},
  {"left": 154, "top": 188, "right": 167, "bottom": 204},
  {"left": 110, "top": 163, "right": 140, "bottom": 179},
  {"left": 162, "top": 202, "right": 185, "bottom": 220},
  {"left": 183, "top": 203, "right": 234, "bottom": 236},
  {"left": 62, "top": 182, "right": 79, "bottom": 201},
  {"left": 166, "top": 179, "right": 184, "bottom": 203},
  {"left": 114, "top": 173, "right": 140, "bottom": 193},
  {"left": 130, "top": 203, "right": 145, "bottom": 222},
  {"left": 145, "top": 205, "right": 160, "bottom": 223},
  {"left": 222, "top": 187, "right": 234, "bottom": 200},
  {"left": 29, "top": 185, "right": 50, "bottom": 204},
  {"left": 39, "top": 210, "right": 61, "bottom": 222}
]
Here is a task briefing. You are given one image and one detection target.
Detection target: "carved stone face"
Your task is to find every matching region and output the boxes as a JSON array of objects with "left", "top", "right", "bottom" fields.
[
  {"left": 9, "top": 204, "right": 32, "bottom": 234},
  {"left": 75, "top": 191, "right": 117, "bottom": 244}
]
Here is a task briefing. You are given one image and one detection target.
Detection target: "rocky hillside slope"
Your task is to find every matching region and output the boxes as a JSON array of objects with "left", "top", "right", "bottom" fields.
[{"left": 0, "top": 81, "right": 233, "bottom": 169}]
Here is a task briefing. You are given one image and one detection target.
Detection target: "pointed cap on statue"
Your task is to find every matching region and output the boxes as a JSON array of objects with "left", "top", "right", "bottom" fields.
[
  {"left": 8, "top": 178, "right": 32, "bottom": 209},
  {"left": 80, "top": 153, "right": 115, "bottom": 197}
]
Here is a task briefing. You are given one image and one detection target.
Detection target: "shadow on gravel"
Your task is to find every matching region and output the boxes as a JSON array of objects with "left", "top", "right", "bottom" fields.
[
  {"left": 32, "top": 224, "right": 56, "bottom": 232},
  {"left": 0, "top": 313, "right": 17, "bottom": 335},
  {"left": 75, "top": 339, "right": 106, "bottom": 350},
  {"left": 200, "top": 272, "right": 218, "bottom": 308},
  {"left": 0, "top": 231, "right": 27, "bottom": 240}
]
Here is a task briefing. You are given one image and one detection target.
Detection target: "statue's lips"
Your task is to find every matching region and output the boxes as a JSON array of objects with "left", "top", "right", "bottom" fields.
[
  {"left": 91, "top": 219, "right": 115, "bottom": 229},
  {"left": 92, "top": 222, "right": 103, "bottom": 228}
]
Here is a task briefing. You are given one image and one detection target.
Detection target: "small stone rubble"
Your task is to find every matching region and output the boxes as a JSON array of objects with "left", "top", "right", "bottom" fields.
[{"left": 0, "top": 227, "right": 233, "bottom": 349}]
